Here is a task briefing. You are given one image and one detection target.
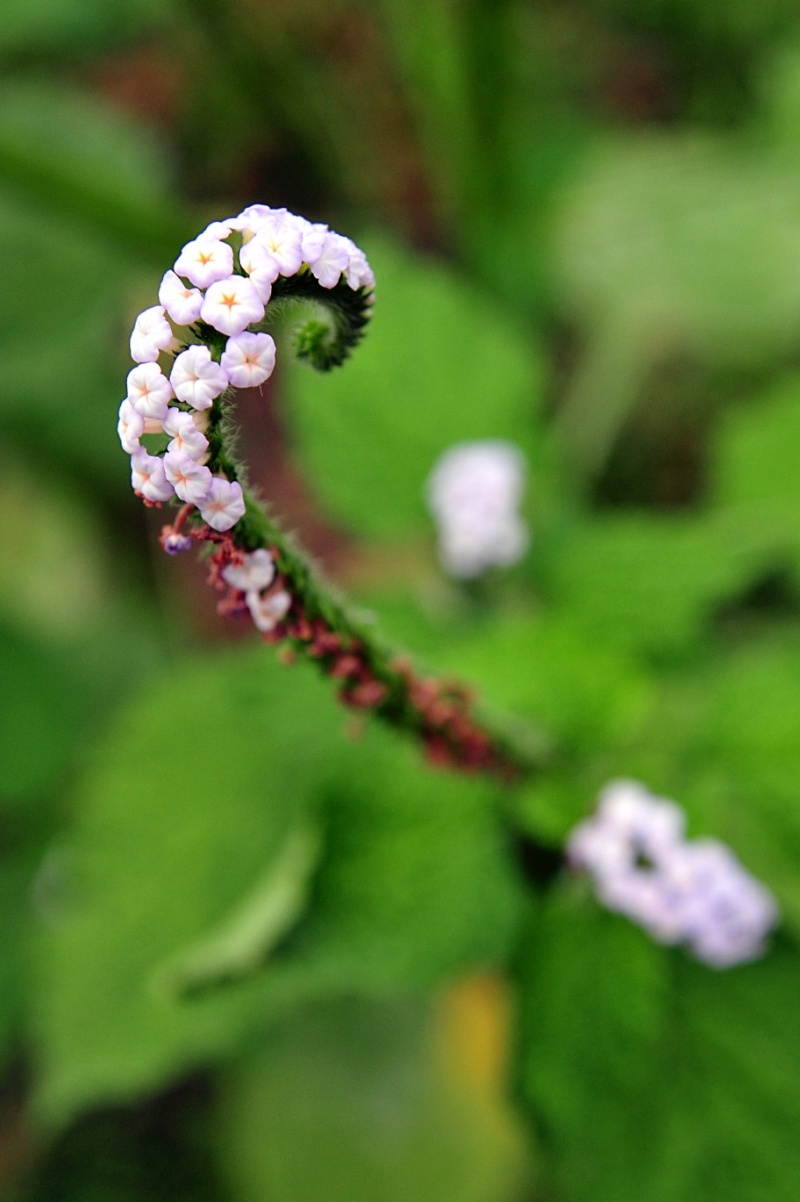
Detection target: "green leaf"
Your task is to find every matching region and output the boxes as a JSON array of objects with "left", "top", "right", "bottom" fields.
[
  {"left": 542, "top": 511, "right": 764, "bottom": 660},
  {"left": 217, "top": 995, "right": 530, "bottom": 1202},
  {"left": 434, "top": 613, "right": 651, "bottom": 754},
  {"left": 517, "top": 882, "right": 800, "bottom": 1202},
  {"left": 0, "top": 0, "right": 172, "bottom": 57},
  {"left": 0, "top": 81, "right": 185, "bottom": 482},
  {"left": 153, "top": 819, "right": 322, "bottom": 999},
  {"left": 517, "top": 883, "right": 668, "bottom": 1202},
  {"left": 645, "top": 636, "right": 800, "bottom": 938},
  {"left": 556, "top": 136, "right": 800, "bottom": 363},
  {"left": 32, "top": 648, "right": 342, "bottom": 1125},
  {"left": 280, "top": 724, "right": 523, "bottom": 989},
  {"left": 712, "top": 374, "right": 800, "bottom": 532},
  {"left": 285, "top": 237, "right": 544, "bottom": 539},
  {"left": 0, "top": 622, "right": 87, "bottom": 805}
]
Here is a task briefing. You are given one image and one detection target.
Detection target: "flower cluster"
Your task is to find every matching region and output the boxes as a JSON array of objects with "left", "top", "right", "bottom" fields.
[
  {"left": 118, "top": 204, "right": 375, "bottom": 534},
  {"left": 567, "top": 780, "right": 779, "bottom": 968},
  {"left": 425, "top": 441, "right": 529, "bottom": 579}
]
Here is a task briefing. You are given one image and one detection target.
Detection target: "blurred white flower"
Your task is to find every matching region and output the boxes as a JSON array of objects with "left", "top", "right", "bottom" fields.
[
  {"left": 568, "top": 779, "right": 779, "bottom": 968},
  {"left": 246, "top": 588, "right": 291, "bottom": 632},
  {"left": 130, "top": 448, "right": 174, "bottom": 502},
  {"left": 425, "top": 440, "right": 529, "bottom": 578},
  {"left": 199, "top": 478, "right": 246, "bottom": 532},
  {"left": 221, "top": 548, "right": 276, "bottom": 592},
  {"left": 163, "top": 450, "right": 213, "bottom": 506},
  {"left": 163, "top": 409, "right": 209, "bottom": 461}
]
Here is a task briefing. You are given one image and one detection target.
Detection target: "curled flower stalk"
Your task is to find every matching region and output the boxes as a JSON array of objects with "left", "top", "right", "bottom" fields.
[{"left": 120, "top": 204, "right": 549, "bottom": 781}]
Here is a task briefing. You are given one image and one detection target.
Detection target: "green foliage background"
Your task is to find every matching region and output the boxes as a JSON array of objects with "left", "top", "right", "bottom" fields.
[{"left": 1, "top": 1, "right": 800, "bottom": 1199}]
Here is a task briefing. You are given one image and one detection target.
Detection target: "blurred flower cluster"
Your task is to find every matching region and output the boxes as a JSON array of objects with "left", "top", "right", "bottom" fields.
[
  {"left": 568, "top": 780, "right": 779, "bottom": 967},
  {"left": 425, "top": 440, "right": 529, "bottom": 578}
]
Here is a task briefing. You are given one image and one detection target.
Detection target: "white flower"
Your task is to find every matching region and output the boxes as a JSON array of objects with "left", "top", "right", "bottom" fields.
[
  {"left": 221, "top": 548, "right": 275, "bottom": 592},
  {"left": 670, "top": 841, "right": 779, "bottom": 969},
  {"left": 169, "top": 345, "right": 229, "bottom": 410},
  {"left": 567, "top": 781, "right": 779, "bottom": 967},
  {"left": 118, "top": 399, "right": 144, "bottom": 453},
  {"left": 245, "top": 588, "right": 291, "bottom": 632},
  {"left": 236, "top": 204, "right": 277, "bottom": 235},
  {"left": 174, "top": 236, "right": 234, "bottom": 289},
  {"left": 198, "top": 477, "right": 246, "bottom": 531},
  {"left": 237, "top": 239, "right": 278, "bottom": 301},
  {"left": 158, "top": 270, "right": 204, "bottom": 326},
  {"left": 340, "top": 236, "right": 375, "bottom": 290},
  {"left": 130, "top": 305, "right": 173, "bottom": 364},
  {"left": 308, "top": 231, "right": 350, "bottom": 288},
  {"left": 199, "top": 218, "right": 236, "bottom": 241},
  {"left": 200, "top": 275, "right": 265, "bottom": 335},
  {"left": 126, "top": 362, "right": 174, "bottom": 421},
  {"left": 163, "top": 450, "right": 213, "bottom": 505},
  {"left": 220, "top": 332, "right": 276, "bottom": 389},
  {"left": 300, "top": 221, "right": 329, "bottom": 263},
  {"left": 252, "top": 218, "right": 304, "bottom": 277},
  {"left": 426, "top": 441, "right": 529, "bottom": 579},
  {"left": 130, "top": 448, "right": 174, "bottom": 502},
  {"left": 163, "top": 409, "right": 209, "bottom": 461}
]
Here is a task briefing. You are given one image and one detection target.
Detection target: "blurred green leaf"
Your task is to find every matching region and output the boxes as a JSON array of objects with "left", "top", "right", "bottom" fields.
[
  {"left": 217, "top": 995, "right": 529, "bottom": 1202},
  {"left": 435, "top": 613, "right": 651, "bottom": 754},
  {"left": 553, "top": 135, "right": 800, "bottom": 476},
  {"left": 653, "top": 942, "right": 800, "bottom": 1202},
  {"left": 32, "top": 648, "right": 343, "bottom": 1125},
  {"left": 517, "top": 883, "right": 668, "bottom": 1202},
  {"left": 646, "top": 635, "right": 800, "bottom": 937},
  {"left": 518, "top": 882, "right": 800, "bottom": 1202},
  {"left": 0, "top": 0, "right": 173, "bottom": 57},
  {"left": 712, "top": 373, "right": 800, "bottom": 517},
  {"left": 556, "top": 136, "right": 800, "bottom": 361},
  {"left": 285, "top": 237, "right": 544, "bottom": 539},
  {"left": 0, "top": 81, "right": 185, "bottom": 483},
  {"left": 153, "top": 818, "right": 322, "bottom": 999},
  {"left": 0, "top": 622, "right": 87, "bottom": 805},
  {"left": 281, "top": 724, "right": 523, "bottom": 989},
  {"left": 542, "top": 512, "right": 765, "bottom": 660}
]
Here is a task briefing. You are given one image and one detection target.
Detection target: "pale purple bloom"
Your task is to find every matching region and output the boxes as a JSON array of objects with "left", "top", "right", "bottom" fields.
[
  {"left": 340, "top": 236, "right": 375, "bottom": 290},
  {"left": 118, "top": 399, "right": 144, "bottom": 453},
  {"left": 163, "top": 409, "right": 209, "bottom": 461},
  {"left": 174, "top": 237, "right": 234, "bottom": 289},
  {"left": 221, "top": 548, "right": 275, "bottom": 592},
  {"left": 246, "top": 588, "right": 291, "bottom": 632},
  {"left": 198, "top": 477, "right": 246, "bottom": 531},
  {"left": 253, "top": 218, "right": 304, "bottom": 277},
  {"left": 200, "top": 275, "right": 265, "bottom": 335},
  {"left": 158, "top": 270, "right": 204, "bottom": 326},
  {"left": 131, "top": 448, "right": 174, "bottom": 502},
  {"left": 568, "top": 780, "right": 779, "bottom": 968},
  {"left": 163, "top": 450, "right": 213, "bottom": 505},
  {"left": 163, "top": 532, "right": 194, "bottom": 554},
  {"left": 126, "top": 362, "right": 174, "bottom": 421},
  {"left": 220, "top": 332, "right": 276, "bottom": 389},
  {"left": 238, "top": 237, "right": 280, "bottom": 297},
  {"left": 426, "top": 441, "right": 529, "bottom": 578},
  {"left": 169, "top": 345, "right": 229, "bottom": 410},
  {"left": 308, "top": 231, "right": 350, "bottom": 288},
  {"left": 130, "top": 305, "right": 173, "bottom": 364}
]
